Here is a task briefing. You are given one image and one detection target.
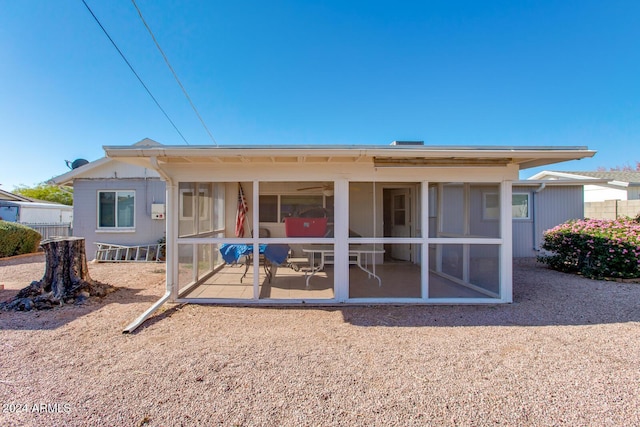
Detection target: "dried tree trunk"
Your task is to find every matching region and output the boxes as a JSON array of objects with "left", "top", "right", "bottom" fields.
[{"left": 1, "top": 237, "right": 114, "bottom": 311}]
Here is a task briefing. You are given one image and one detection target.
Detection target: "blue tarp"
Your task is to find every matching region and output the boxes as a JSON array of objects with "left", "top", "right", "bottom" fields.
[{"left": 219, "top": 244, "right": 289, "bottom": 265}]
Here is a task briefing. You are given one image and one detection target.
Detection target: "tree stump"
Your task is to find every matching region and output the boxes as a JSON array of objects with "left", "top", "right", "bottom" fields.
[{"left": 1, "top": 237, "right": 115, "bottom": 311}]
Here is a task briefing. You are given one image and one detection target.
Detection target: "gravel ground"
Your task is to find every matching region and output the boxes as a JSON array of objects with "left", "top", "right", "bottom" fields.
[{"left": 0, "top": 255, "right": 639, "bottom": 426}]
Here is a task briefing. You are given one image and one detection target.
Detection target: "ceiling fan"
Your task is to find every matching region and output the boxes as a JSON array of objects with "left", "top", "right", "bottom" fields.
[
  {"left": 297, "top": 184, "right": 333, "bottom": 192},
  {"left": 296, "top": 183, "right": 361, "bottom": 196}
]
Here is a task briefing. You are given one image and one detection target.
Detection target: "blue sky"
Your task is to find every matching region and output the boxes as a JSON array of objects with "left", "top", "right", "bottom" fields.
[{"left": 1, "top": 0, "right": 638, "bottom": 191}]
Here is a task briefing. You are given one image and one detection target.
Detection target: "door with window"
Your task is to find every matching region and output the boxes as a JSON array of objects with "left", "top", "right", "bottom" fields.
[{"left": 388, "top": 188, "right": 411, "bottom": 261}]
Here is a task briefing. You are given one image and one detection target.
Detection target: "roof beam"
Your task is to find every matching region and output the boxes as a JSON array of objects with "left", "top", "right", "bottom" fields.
[{"left": 374, "top": 157, "right": 513, "bottom": 167}]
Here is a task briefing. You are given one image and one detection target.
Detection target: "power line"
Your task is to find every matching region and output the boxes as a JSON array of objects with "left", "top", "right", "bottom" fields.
[
  {"left": 131, "top": 0, "right": 218, "bottom": 146},
  {"left": 80, "top": 0, "right": 190, "bottom": 145}
]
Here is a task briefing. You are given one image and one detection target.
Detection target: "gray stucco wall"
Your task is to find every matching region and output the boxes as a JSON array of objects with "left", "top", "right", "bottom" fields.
[
  {"left": 72, "top": 178, "right": 166, "bottom": 260},
  {"left": 512, "top": 185, "right": 584, "bottom": 258}
]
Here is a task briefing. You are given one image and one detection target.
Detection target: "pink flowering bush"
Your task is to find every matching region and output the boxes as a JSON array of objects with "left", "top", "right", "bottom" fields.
[{"left": 537, "top": 216, "right": 640, "bottom": 279}]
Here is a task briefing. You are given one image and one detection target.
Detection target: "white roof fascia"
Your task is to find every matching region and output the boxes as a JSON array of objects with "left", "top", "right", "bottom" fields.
[
  {"left": 527, "top": 172, "right": 632, "bottom": 189},
  {"left": 608, "top": 180, "right": 630, "bottom": 188},
  {"left": 514, "top": 179, "right": 610, "bottom": 186},
  {"left": 0, "top": 201, "right": 72, "bottom": 209},
  {"left": 0, "top": 189, "right": 32, "bottom": 202},
  {"left": 528, "top": 170, "right": 600, "bottom": 180},
  {"left": 103, "top": 145, "right": 596, "bottom": 170},
  {"left": 48, "top": 157, "right": 112, "bottom": 186},
  {"left": 49, "top": 138, "right": 163, "bottom": 187},
  {"left": 104, "top": 144, "right": 593, "bottom": 156}
]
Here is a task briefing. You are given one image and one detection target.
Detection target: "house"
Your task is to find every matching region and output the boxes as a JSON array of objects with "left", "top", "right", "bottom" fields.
[
  {"left": 48, "top": 139, "right": 166, "bottom": 258},
  {"left": 528, "top": 170, "right": 640, "bottom": 202},
  {"left": 46, "top": 139, "right": 584, "bottom": 260},
  {"left": 102, "top": 141, "right": 595, "bottom": 331}
]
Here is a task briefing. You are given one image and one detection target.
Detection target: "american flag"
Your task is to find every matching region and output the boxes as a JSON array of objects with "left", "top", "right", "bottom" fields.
[{"left": 235, "top": 183, "right": 248, "bottom": 237}]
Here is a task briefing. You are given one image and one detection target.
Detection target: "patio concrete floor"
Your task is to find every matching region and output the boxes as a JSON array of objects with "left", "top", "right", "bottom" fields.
[{"left": 180, "top": 260, "right": 492, "bottom": 300}]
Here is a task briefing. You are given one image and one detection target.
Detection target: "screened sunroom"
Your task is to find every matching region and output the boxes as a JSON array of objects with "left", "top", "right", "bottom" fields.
[{"left": 104, "top": 143, "right": 594, "bottom": 313}]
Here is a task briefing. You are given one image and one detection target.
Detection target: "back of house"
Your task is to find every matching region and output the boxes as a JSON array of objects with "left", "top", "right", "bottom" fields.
[{"left": 49, "top": 139, "right": 166, "bottom": 260}]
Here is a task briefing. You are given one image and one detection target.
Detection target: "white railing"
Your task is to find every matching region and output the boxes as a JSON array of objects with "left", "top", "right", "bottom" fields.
[{"left": 20, "top": 223, "right": 72, "bottom": 240}]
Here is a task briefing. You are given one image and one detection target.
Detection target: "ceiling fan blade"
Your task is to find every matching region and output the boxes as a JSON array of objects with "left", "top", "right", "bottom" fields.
[{"left": 297, "top": 186, "right": 324, "bottom": 191}]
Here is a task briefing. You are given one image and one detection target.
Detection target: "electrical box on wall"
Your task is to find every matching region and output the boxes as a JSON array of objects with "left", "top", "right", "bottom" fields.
[{"left": 151, "top": 203, "right": 165, "bottom": 220}]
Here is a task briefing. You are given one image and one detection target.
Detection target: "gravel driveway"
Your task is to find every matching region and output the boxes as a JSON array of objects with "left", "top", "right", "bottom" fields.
[{"left": 1, "top": 255, "right": 639, "bottom": 426}]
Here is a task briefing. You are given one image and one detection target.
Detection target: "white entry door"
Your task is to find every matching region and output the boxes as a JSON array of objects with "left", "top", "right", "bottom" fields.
[{"left": 389, "top": 188, "right": 411, "bottom": 261}]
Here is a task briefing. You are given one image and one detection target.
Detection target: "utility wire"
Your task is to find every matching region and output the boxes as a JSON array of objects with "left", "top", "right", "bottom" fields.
[
  {"left": 80, "top": 0, "right": 190, "bottom": 144},
  {"left": 132, "top": 0, "right": 218, "bottom": 146}
]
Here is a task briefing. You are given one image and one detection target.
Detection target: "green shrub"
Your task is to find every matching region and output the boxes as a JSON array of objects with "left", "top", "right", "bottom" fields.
[
  {"left": 538, "top": 218, "right": 640, "bottom": 279},
  {"left": 0, "top": 221, "right": 42, "bottom": 258}
]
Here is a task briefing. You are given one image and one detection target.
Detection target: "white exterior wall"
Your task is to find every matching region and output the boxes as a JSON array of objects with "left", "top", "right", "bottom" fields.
[
  {"left": 627, "top": 187, "right": 640, "bottom": 200},
  {"left": 61, "top": 209, "right": 73, "bottom": 223},
  {"left": 4, "top": 203, "right": 74, "bottom": 224},
  {"left": 19, "top": 206, "right": 72, "bottom": 223},
  {"left": 584, "top": 184, "right": 628, "bottom": 202},
  {"left": 67, "top": 159, "right": 161, "bottom": 181}
]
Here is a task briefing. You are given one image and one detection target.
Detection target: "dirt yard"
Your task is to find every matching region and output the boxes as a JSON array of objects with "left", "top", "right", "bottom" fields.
[{"left": 1, "top": 254, "right": 639, "bottom": 426}]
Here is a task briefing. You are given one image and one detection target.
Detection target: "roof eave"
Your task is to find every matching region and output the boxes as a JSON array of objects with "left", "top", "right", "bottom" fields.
[
  {"left": 0, "top": 189, "right": 33, "bottom": 202},
  {"left": 515, "top": 179, "right": 610, "bottom": 186},
  {"left": 103, "top": 145, "right": 596, "bottom": 169},
  {"left": 48, "top": 157, "right": 112, "bottom": 187}
]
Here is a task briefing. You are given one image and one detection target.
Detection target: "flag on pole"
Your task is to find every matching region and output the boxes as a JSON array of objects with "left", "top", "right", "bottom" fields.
[{"left": 235, "top": 183, "right": 248, "bottom": 237}]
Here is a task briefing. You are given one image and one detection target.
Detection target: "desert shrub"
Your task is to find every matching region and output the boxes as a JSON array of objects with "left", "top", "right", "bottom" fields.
[
  {"left": 538, "top": 218, "right": 640, "bottom": 279},
  {"left": 0, "top": 221, "right": 42, "bottom": 258}
]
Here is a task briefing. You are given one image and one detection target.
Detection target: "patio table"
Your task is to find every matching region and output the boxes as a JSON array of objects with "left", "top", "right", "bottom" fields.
[{"left": 302, "top": 245, "right": 385, "bottom": 287}]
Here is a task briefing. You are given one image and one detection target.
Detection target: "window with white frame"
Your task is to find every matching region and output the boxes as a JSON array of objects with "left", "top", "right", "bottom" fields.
[
  {"left": 178, "top": 183, "right": 224, "bottom": 237},
  {"left": 483, "top": 193, "right": 500, "bottom": 220},
  {"left": 259, "top": 194, "right": 331, "bottom": 222},
  {"left": 482, "top": 192, "right": 530, "bottom": 220},
  {"left": 180, "top": 187, "right": 210, "bottom": 221},
  {"left": 98, "top": 190, "right": 135, "bottom": 228},
  {"left": 511, "top": 193, "right": 530, "bottom": 219}
]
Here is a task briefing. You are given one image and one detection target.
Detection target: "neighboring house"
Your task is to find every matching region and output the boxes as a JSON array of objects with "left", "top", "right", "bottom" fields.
[
  {"left": 49, "top": 138, "right": 166, "bottom": 259},
  {"left": 0, "top": 188, "right": 72, "bottom": 224},
  {"left": 0, "top": 188, "right": 32, "bottom": 202},
  {"left": 103, "top": 140, "right": 594, "bottom": 331},
  {"left": 0, "top": 188, "right": 74, "bottom": 239},
  {"left": 528, "top": 170, "right": 640, "bottom": 202},
  {"left": 0, "top": 200, "right": 72, "bottom": 224}
]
